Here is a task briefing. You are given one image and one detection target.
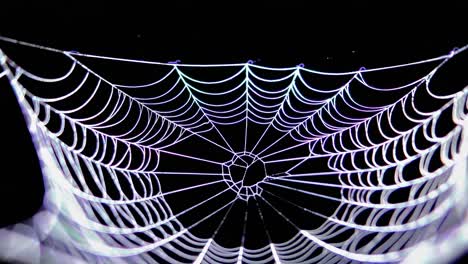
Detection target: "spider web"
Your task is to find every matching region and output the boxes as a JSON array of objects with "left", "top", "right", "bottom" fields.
[{"left": 0, "top": 37, "right": 467, "bottom": 263}]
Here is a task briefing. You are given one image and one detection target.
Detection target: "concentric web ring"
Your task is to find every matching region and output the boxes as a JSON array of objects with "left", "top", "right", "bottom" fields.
[{"left": 0, "top": 38, "right": 467, "bottom": 263}]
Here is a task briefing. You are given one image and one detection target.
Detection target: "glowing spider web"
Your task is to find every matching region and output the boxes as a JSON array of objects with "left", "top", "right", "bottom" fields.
[{"left": 0, "top": 37, "right": 467, "bottom": 263}]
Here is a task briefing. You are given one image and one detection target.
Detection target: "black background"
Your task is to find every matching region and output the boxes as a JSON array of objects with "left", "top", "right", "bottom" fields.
[{"left": 0, "top": 2, "right": 467, "bottom": 262}]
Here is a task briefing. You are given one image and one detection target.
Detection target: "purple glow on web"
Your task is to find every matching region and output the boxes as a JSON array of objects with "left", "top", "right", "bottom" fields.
[{"left": 0, "top": 37, "right": 467, "bottom": 263}]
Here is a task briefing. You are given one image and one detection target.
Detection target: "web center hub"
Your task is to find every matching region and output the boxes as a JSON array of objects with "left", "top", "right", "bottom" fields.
[{"left": 222, "top": 152, "right": 267, "bottom": 201}]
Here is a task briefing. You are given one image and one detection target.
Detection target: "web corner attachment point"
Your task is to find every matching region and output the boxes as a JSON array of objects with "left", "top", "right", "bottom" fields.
[
  {"left": 449, "top": 47, "right": 459, "bottom": 57},
  {"left": 67, "top": 50, "right": 82, "bottom": 55}
]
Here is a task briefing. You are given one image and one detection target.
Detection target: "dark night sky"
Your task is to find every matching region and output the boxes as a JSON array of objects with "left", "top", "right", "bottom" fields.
[{"left": 0, "top": 3, "right": 467, "bottom": 261}]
